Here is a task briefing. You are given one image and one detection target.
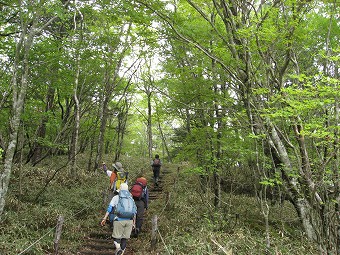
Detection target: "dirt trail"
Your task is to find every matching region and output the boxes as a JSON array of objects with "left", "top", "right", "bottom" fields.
[{"left": 77, "top": 167, "right": 171, "bottom": 255}]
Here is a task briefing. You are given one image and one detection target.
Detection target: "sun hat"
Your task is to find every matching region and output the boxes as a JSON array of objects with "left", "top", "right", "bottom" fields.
[{"left": 112, "top": 161, "right": 123, "bottom": 171}]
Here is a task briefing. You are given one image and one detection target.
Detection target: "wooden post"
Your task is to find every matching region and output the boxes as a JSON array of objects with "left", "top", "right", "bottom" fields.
[
  {"left": 151, "top": 215, "right": 158, "bottom": 250},
  {"left": 54, "top": 215, "right": 64, "bottom": 255}
]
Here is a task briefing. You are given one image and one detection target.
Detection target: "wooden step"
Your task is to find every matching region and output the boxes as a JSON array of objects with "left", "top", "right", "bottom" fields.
[
  {"left": 88, "top": 232, "right": 111, "bottom": 239},
  {"left": 77, "top": 250, "right": 115, "bottom": 255},
  {"left": 82, "top": 242, "right": 114, "bottom": 250},
  {"left": 83, "top": 238, "right": 112, "bottom": 244}
]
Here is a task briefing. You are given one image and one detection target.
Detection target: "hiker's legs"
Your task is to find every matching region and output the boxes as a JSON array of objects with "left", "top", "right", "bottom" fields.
[
  {"left": 153, "top": 168, "right": 160, "bottom": 186},
  {"left": 112, "top": 221, "right": 124, "bottom": 239},
  {"left": 153, "top": 169, "right": 157, "bottom": 184},
  {"left": 135, "top": 200, "right": 145, "bottom": 232},
  {"left": 113, "top": 239, "right": 121, "bottom": 250},
  {"left": 121, "top": 219, "right": 133, "bottom": 238},
  {"left": 120, "top": 238, "right": 127, "bottom": 250}
]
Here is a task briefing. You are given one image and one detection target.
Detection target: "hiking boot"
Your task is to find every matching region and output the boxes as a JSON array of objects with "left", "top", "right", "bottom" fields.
[
  {"left": 132, "top": 228, "right": 140, "bottom": 238},
  {"left": 115, "top": 248, "right": 124, "bottom": 255}
]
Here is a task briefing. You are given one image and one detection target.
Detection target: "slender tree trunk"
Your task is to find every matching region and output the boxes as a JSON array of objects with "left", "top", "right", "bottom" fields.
[
  {"left": 335, "top": 82, "right": 340, "bottom": 255},
  {"left": 70, "top": 81, "right": 80, "bottom": 177},
  {"left": 1, "top": 1, "right": 71, "bottom": 217},
  {"left": 147, "top": 90, "right": 152, "bottom": 159},
  {"left": 0, "top": 15, "right": 37, "bottom": 219},
  {"left": 114, "top": 100, "right": 130, "bottom": 161},
  {"left": 30, "top": 86, "right": 55, "bottom": 165},
  {"left": 157, "top": 121, "right": 171, "bottom": 163},
  {"left": 95, "top": 88, "right": 109, "bottom": 170},
  {"left": 69, "top": 9, "right": 83, "bottom": 177}
]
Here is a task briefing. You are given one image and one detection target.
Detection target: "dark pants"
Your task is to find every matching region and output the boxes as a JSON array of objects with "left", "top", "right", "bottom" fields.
[
  {"left": 153, "top": 167, "right": 160, "bottom": 185},
  {"left": 135, "top": 199, "right": 145, "bottom": 232}
]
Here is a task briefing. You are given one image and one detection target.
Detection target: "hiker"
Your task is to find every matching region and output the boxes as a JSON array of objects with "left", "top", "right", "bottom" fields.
[
  {"left": 151, "top": 154, "right": 162, "bottom": 187},
  {"left": 130, "top": 176, "right": 149, "bottom": 237},
  {"left": 102, "top": 161, "right": 128, "bottom": 197},
  {"left": 102, "top": 161, "right": 128, "bottom": 227},
  {"left": 101, "top": 183, "right": 137, "bottom": 255}
]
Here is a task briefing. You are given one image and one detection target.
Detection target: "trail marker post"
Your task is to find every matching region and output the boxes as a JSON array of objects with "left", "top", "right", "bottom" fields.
[
  {"left": 151, "top": 215, "right": 158, "bottom": 250},
  {"left": 54, "top": 215, "right": 64, "bottom": 255}
]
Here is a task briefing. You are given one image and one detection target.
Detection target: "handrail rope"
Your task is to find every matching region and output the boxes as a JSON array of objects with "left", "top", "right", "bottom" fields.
[
  {"left": 16, "top": 202, "right": 94, "bottom": 254},
  {"left": 16, "top": 226, "right": 57, "bottom": 255},
  {"left": 158, "top": 192, "right": 171, "bottom": 218},
  {"left": 157, "top": 166, "right": 178, "bottom": 218},
  {"left": 157, "top": 228, "right": 172, "bottom": 255}
]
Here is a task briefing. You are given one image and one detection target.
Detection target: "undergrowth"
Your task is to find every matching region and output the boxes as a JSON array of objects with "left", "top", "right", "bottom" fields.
[
  {"left": 0, "top": 154, "right": 149, "bottom": 255},
  {"left": 1, "top": 155, "right": 319, "bottom": 255},
  {"left": 148, "top": 163, "right": 319, "bottom": 255}
]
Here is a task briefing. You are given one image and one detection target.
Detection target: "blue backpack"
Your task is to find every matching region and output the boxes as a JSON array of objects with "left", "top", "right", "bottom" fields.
[{"left": 116, "top": 190, "right": 137, "bottom": 219}]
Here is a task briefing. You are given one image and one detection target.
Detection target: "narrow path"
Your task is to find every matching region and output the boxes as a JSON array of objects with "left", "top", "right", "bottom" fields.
[{"left": 77, "top": 167, "right": 171, "bottom": 255}]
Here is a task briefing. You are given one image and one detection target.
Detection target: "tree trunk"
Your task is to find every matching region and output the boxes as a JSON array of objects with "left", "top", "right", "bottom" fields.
[
  {"left": 95, "top": 88, "right": 109, "bottom": 170},
  {"left": 30, "top": 86, "right": 55, "bottom": 165},
  {"left": 0, "top": 14, "right": 37, "bottom": 219},
  {"left": 69, "top": 10, "right": 83, "bottom": 177},
  {"left": 147, "top": 90, "right": 153, "bottom": 159},
  {"left": 114, "top": 99, "right": 130, "bottom": 161}
]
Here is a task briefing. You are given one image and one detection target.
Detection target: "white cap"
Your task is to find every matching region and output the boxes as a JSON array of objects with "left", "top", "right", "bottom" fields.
[{"left": 120, "top": 183, "right": 128, "bottom": 191}]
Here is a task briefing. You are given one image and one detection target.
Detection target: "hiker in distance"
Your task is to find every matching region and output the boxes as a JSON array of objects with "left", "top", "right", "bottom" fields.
[
  {"left": 101, "top": 183, "right": 137, "bottom": 255},
  {"left": 130, "top": 176, "right": 149, "bottom": 237},
  {"left": 151, "top": 154, "right": 162, "bottom": 187}
]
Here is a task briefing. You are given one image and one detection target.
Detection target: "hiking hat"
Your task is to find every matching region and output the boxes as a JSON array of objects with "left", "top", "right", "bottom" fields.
[
  {"left": 120, "top": 183, "right": 128, "bottom": 191},
  {"left": 112, "top": 161, "right": 123, "bottom": 171}
]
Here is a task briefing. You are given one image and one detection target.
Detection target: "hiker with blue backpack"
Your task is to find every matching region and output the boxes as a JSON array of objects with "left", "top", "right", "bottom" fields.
[
  {"left": 102, "top": 161, "right": 129, "bottom": 228},
  {"left": 151, "top": 154, "right": 162, "bottom": 187},
  {"left": 101, "top": 182, "right": 137, "bottom": 255},
  {"left": 130, "top": 176, "right": 149, "bottom": 237}
]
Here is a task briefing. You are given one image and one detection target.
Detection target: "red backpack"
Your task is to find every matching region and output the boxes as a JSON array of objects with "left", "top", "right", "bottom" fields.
[
  {"left": 153, "top": 158, "right": 161, "bottom": 166},
  {"left": 130, "top": 177, "right": 147, "bottom": 200}
]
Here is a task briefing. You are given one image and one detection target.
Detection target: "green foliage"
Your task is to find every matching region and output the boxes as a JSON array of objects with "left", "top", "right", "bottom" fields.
[
  {"left": 151, "top": 166, "right": 318, "bottom": 254},
  {"left": 182, "top": 166, "right": 206, "bottom": 175},
  {"left": 260, "top": 177, "right": 282, "bottom": 187}
]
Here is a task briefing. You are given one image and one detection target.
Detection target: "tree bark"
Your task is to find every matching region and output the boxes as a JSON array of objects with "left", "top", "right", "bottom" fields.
[
  {"left": 29, "top": 86, "right": 55, "bottom": 165},
  {"left": 147, "top": 88, "right": 153, "bottom": 159},
  {"left": 0, "top": 11, "right": 37, "bottom": 219}
]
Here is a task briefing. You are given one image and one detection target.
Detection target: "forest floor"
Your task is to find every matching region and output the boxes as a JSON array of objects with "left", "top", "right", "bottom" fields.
[{"left": 1, "top": 156, "right": 319, "bottom": 255}]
